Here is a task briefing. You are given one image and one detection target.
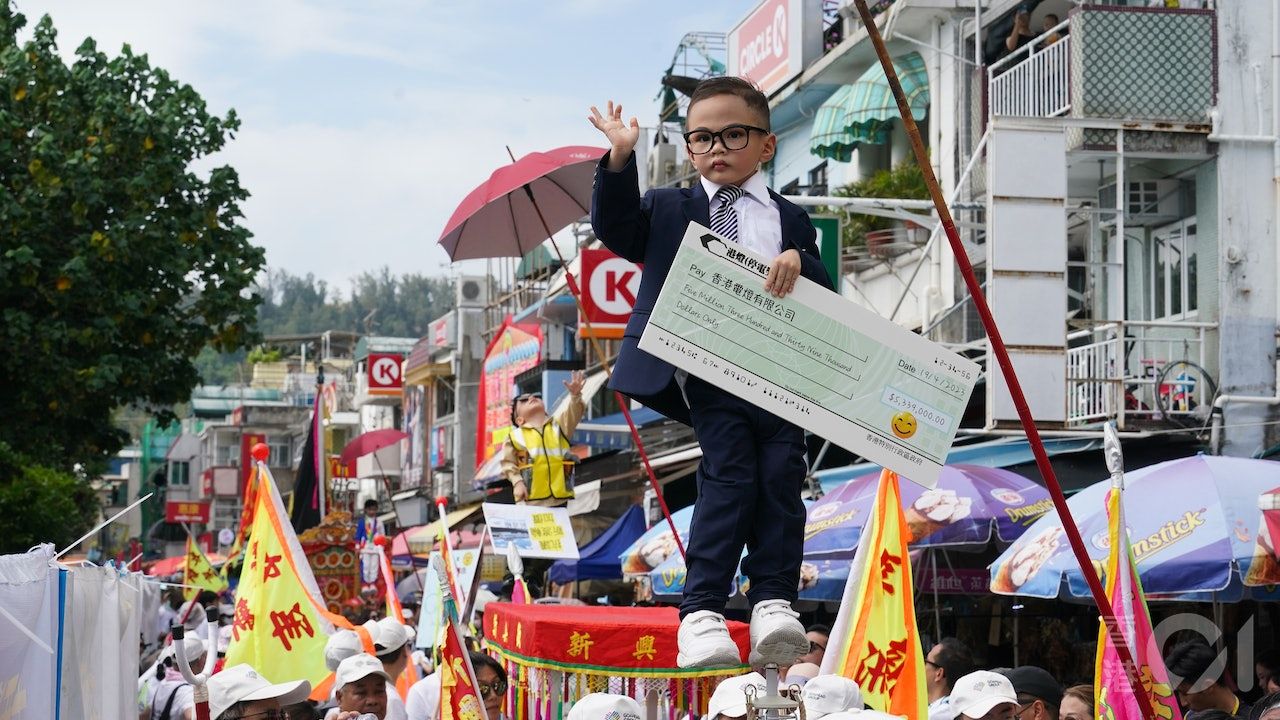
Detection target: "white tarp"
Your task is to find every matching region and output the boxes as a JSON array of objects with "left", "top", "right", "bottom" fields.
[{"left": 0, "top": 544, "right": 59, "bottom": 720}]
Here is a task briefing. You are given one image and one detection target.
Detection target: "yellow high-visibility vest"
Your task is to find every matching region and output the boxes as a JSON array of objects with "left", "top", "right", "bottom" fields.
[{"left": 508, "top": 421, "right": 575, "bottom": 500}]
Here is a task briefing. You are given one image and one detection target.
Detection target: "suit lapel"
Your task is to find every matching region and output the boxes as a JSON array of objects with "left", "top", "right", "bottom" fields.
[
  {"left": 681, "top": 185, "right": 710, "bottom": 228},
  {"left": 771, "top": 190, "right": 806, "bottom": 250}
]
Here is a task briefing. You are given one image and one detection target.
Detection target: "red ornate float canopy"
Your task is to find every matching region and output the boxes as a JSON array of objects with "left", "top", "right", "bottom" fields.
[{"left": 485, "top": 603, "right": 750, "bottom": 678}]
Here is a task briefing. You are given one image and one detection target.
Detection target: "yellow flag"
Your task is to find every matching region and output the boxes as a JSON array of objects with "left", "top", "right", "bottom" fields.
[
  {"left": 224, "top": 463, "right": 348, "bottom": 685},
  {"left": 182, "top": 535, "right": 229, "bottom": 600},
  {"left": 822, "top": 470, "right": 928, "bottom": 718}
]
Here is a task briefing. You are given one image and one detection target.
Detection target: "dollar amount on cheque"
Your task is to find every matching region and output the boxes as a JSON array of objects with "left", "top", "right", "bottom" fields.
[{"left": 638, "top": 223, "right": 980, "bottom": 487}]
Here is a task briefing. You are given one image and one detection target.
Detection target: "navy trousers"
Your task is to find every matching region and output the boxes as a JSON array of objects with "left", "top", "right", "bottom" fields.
[{"left": 679, "top": 375, "right": 808, "bottom": 618}]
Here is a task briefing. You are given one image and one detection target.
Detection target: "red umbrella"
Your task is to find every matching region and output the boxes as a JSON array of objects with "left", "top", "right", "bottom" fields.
[
  {"left": 436, "top": 143, "right": 688, "bottom": 565},
  {"left": 339, "top": 428, "right": 408, "bottom": 467},
  {"left": 438, "top": 145, "right": 606, "bottom": 261}
]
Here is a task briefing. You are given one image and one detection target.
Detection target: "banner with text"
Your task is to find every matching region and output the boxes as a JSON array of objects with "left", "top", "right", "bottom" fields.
[{"left": 482, "top": 503, "right": 579, "bottom": 560}]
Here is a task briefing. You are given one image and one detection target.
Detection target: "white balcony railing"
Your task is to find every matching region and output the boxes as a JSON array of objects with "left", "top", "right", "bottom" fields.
[
  {"left": 988, "top": 23, "right": 1072, "bottom": 120},
  {"left": 1066, "top": 320, "right": 1217, "bottom": 428}
]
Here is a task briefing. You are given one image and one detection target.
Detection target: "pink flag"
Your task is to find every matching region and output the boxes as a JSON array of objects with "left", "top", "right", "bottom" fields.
[{"left": 1094, "top": 485, "right": 1182, "bottom": 720}]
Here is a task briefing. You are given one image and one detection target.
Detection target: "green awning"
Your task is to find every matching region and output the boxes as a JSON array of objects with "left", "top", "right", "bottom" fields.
[
  {"left": 516, "top": 244, "right": 560, "bottom": 279},
  {"left": 810, "top": 52, "right": 930, "bottom": 162}
]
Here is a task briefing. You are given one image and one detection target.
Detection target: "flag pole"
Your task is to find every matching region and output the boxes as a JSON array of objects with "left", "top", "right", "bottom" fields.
[
  {"left": 847, "top": 2, "right": 1154, "bottom": 717},
  {"left": 53, "top": 492, "right": 153, "bottom": 561},
  {"left": 317, "top": 364, "right": 327, "bottom": 520}
]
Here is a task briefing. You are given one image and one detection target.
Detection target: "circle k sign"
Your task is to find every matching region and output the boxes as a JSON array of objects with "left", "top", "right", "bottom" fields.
[
  {"left": 368, "top": 353, "right": 403, "bottom": 390},
  {"left": 582, "top": 249, "right": 642, "bottom": 330}
]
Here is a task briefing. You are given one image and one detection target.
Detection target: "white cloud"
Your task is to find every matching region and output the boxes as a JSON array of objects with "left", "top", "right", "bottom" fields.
[
  {"left": 223, "top": 86, "right": 600, "bottom": 288},
  {"left": 17, "top": 0, "right": 760, "bottom": 287}
]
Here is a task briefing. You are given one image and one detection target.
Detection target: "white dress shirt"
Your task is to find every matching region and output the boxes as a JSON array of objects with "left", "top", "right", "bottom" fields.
[
  {"left": 699, "top": 171, "right": 783, "bottom": 259},
  {"left": 405, "top": 673, "right": 441, "bottom": 720}
]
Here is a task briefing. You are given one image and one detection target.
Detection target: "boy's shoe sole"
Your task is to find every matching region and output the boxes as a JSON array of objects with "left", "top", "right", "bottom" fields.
[
  {"left": 677, "top": 645, "right": 745, "bottom": 669},
  {"left": 748, "top": 624, "right": 809, "bottom": 666}
]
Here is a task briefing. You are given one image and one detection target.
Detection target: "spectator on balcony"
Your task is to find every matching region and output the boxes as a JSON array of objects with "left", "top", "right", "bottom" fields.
[
  {"left": 1000, "top": 9, "right": 1036, "bottom": 59},
  {"left": 1039, "top": 14, "right": 1065, "bottom": 47}
]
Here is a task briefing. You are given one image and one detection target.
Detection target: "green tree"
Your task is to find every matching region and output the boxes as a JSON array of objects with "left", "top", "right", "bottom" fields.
[
  {"left": 0, "top": 6, "right": 263, "bottom": 467},
  {"left": 829, "top": 160, "right": 931, "bottom": 249},
  {"left": 0, "top": 441, "right": 99, "bottom": 553}
]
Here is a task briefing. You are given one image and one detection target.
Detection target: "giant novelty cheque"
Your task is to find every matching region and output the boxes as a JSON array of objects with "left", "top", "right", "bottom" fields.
[{"left": 639, "top": 223, "right": 979, "bottom": 488}]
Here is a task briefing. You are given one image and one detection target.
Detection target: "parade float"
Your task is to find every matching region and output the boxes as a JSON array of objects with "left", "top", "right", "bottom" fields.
[{"left": 484, "top": 602, "right": 750, "bottom": 720}]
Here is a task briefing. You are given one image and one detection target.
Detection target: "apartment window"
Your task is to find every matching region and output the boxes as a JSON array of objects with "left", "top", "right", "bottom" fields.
[
  {"left": 780, "top": 179, "right": 801, "bottom": 196},
  {"left": 1148, "top": 217, "right": 1197, "bottom": 319},
  {"left": 434, "top": 381, "right": 456, "bottom": 417},
  {"left": 169, "top": 461, "right": 190, "bottom": 486},
  {"left": 215, "top": 444, "right": 236, "bottom": 467},
  {"left": 808, "top": 162, "right": 829, "bottom": 196},
  {"left": 268, "top": 437, "right": 291, "bottom": 467}
]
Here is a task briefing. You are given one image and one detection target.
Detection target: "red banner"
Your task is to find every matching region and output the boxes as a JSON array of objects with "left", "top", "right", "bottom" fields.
[
  {"left": 165, "top": 500, "right": 211, "bottom": 524},
  {"left": 485, "top": 603, "right": 749, "bottom": 677},
  {"left": 240, "top": 432, "right": 267, "bottom": 495},
  {"left": 475, "top": 317, "right": 542, "bottom": 469}
]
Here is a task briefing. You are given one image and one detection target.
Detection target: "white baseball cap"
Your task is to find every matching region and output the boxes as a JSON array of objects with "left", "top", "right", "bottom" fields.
[
  {"left": 949, "top": 671, "right": 1017, "bottom": 719},
  {"left": 164, "top": 634, "right": 209, "bottom": 668},
  {"left": 177, "top": 601, "right": 207, "bottom": 630},
  {"left": 708, "top": 672, "right": 767, "bottom": 719},
  {"left": 334, "top": 653, "right": 393, "bottom": 694},
  {"left": 373, "top": 617, "right": 416, "bottom": 654},
  {"left": 785, "top": 662, "right": 821, "bottom": 689},
  {"left": 216, "top": 625, "right": 233, "bottom": 655},
  {"left": 802, "top": 675, "right": 864, "bottom": 719},
  {"left": 208, "top": 663, "right": 311, "bottom": 720},
  {"left": 324, "top": 629, "right": 365, "bottom": 671},
  {"left": 566, "top": 693, "right": 643, "bottom": 720}
]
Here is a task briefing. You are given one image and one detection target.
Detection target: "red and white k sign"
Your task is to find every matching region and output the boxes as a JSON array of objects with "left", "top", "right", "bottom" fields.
[
  {"left": 367, "top": 352, "right": 403, "bottom": 392},
  {"left": 580, "top": 248, "right": 641, "bottom": 338}
]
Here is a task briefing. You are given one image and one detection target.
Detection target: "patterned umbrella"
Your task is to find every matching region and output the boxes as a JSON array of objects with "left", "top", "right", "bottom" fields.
[
  {"left": 804, "top": 464, "right": 1052, "bottom": 558},
  {"left": 809, "top": 52, "right": 929, "bottom": 162},
  {"left": 989, "top": 454, "right": 1280, "bottom": 601}
]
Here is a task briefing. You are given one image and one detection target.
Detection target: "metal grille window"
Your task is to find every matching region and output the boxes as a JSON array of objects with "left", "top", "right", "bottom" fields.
[{"left": 169, "top": 461, "right": 190, "bottom": 486}]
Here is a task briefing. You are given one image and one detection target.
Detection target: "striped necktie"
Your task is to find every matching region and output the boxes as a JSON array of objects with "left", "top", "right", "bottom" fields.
[{"left": 710, "top": 185, "right": 745, "bottom": 242}]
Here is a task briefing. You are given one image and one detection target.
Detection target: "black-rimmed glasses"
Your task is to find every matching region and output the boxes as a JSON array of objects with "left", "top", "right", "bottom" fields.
[
  {"left": 515, "top": 393, "right": 542, "bottom": 404},
  {"left": 682, "top": 124, "right": 770, "bottom": 154}
]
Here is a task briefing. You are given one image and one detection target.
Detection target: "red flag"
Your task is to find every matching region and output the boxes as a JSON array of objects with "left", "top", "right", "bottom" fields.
[
  {"left": 437, "top": 567, "right": 488, "bottom": 720},
  {"left": 375, "top": 541, "right": 421, "bottom": 700}
]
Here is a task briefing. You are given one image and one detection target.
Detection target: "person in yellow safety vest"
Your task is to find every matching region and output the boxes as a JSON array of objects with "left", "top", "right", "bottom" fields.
[{"left": 501, "top": 370, "right": 586, "bottom": 503}]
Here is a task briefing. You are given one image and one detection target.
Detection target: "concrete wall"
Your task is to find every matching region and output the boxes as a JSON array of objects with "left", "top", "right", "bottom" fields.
[{"left": 1216, "top": 2, "right": 1278, "bottom": 456}]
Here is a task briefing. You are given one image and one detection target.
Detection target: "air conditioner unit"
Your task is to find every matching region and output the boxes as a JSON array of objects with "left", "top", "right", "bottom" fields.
[
  {"left": 648, "top": 143, "right": 679, "bottom": 187},
  {"left": 455, "top": 275, "right": 490, "bottom": 308},
  {"left": 1098, "top": 180, "right": 1183, "bottom": 227}
]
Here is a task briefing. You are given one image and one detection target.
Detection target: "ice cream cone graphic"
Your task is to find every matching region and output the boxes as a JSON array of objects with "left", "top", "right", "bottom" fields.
[
  {"left": 994, "top": 526, "right": 1063, "bottom": 593},
  {"left": 1244, "top": 486, "right": 1280, "bottom": 586},
  {"left": 905, "top": 488, "right": 973, "bottom": 541}
]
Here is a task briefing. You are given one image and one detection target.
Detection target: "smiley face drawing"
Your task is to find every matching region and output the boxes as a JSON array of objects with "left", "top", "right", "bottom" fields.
[{"left": 891, "top": 411, "right": 917, "bottom": 439}]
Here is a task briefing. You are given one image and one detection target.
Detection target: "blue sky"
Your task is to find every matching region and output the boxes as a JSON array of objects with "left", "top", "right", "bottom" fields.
[{"left": 20, "top": 1, "right": 758, "bottom": 291}]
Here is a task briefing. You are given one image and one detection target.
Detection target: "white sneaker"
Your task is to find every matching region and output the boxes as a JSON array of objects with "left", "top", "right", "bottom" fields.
[
  {"left": 677, "top": 610, "right": 743, "bottom": 668},
  {"left": 748, "top": 599, "right": 808, "bottom": 665}
]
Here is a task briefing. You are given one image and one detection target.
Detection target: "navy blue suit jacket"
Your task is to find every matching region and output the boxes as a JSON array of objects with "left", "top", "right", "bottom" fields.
[{"left": 590, "top": 151, "right": 835, "bottom": 426}]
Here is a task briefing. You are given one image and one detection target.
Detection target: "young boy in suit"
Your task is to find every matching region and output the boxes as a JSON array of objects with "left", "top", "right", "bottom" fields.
[{"left": 588, "top": 77, "right": 834, "bottom": 668}]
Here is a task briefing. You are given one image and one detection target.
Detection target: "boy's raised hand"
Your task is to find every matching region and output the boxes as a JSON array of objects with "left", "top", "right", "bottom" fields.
[
  {"left": 564, "top": 369, "right": 586, "bottom": 396},
  {"left": 589, "top": 101, "right": 639, "bottom": 170}
]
